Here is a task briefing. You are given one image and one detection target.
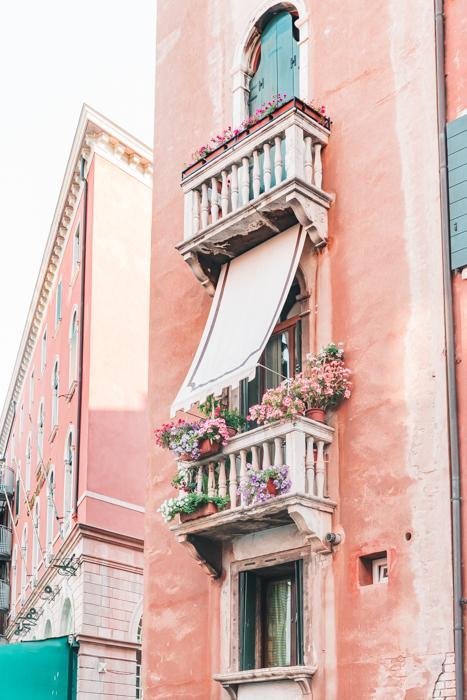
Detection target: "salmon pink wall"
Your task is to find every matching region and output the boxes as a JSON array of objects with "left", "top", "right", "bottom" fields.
[
  {"left": 147, "top": 1, "right": 455, "bottom": 698},
  {"left": 78, "top": 153, "right": 151, "bottom": 539}
]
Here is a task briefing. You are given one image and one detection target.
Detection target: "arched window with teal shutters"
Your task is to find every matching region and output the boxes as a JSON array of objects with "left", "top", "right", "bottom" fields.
[{"left": 249, "top": 11, "right": 299, "bottom": 116}]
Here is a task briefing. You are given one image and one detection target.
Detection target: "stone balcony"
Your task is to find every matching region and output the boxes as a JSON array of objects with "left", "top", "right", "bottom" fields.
[
  {"left": 0, "top": 525, "right": 12, "bottom": 560},
  {"left": 178, "top": 99, "right": 333, "bottom": 294},
  {"left": 0, "top": 464, "right": 14, "bottom": 501},
  {"left": 170, "top": 416, "right": 335, "bottom": 577}
]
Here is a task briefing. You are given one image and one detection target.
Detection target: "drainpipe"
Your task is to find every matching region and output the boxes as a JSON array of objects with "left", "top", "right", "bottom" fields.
[
  {"left": 434, "top": 2, "right": 464, "bottom": 698},
  {"left": 73, "top": 156, "right": 88, "bottom": 517}
]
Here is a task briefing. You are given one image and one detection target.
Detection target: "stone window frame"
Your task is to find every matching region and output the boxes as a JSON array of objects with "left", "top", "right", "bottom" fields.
[
  {"left": 231, "top": 0, "right": 311, "bottom": 125},
  {"left": 229, "top": 544, "right": 313, "bottom": 672}
]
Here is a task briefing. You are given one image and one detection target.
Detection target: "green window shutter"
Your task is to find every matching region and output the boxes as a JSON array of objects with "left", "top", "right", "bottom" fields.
[
  {"left": 295, "top": 559, "right": 304, "bottom": 665},
  {"left": 249, "top": 11, "right": 299, "bottom": 115},
  {"left": 447, "top": 114, "right": 467, "bottom": 270},
  {"left": 239, "top": 571, "right": 257, "bottom": 670},
  {"left": 15, "top": 478, "right": 20, "bottom": 516}
]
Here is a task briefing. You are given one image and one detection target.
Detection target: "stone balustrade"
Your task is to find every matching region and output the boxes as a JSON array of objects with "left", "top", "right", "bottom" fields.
[
  {"left": 178, "top": 99, "right": 333, "bottom": 294},
  {"left": 0, "top": 465, "right": 14, "bottom": 499},
  {"left": 184, "top": 416, "right": 333, "bottom": 509},
  {"left": 0, "top": 579, "right": 10, "bottom": 613}
]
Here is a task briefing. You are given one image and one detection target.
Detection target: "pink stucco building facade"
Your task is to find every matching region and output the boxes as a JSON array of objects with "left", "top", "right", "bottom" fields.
[
  {"left": 145, "top": 1, "right": 467, "bottom": 699},
  {"left": 0, "top": 106, "right": 152, "bottom": 698}
]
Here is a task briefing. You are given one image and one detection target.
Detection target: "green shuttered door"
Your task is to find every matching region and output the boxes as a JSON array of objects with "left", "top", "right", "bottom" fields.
[
  {"left": 249, "top": 11, "right": 299, "bottom": 115},
  {"left": 239, "top": 570, "right": 257, "bottom": 670},
  {"left": 447, "top": 114, "right": 467, "bottom": 269}
]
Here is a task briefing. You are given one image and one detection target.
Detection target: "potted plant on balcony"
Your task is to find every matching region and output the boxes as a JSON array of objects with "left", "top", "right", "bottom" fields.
[
  {"left": 154, "top": 419, "right": 203, "bottom": 461},
  {"left": 238, "top": 464, "right": 291, "bottom": 506},
  {"left": 248, "top": 343, "right": 351, "bottom": 425},
  {"left": 154, "top": 417, "right": 230, "bottom": 461},
  {"left": 158, "top": 492, "right": 230, "bottom": 523},
  {"left": 199, "top": 395, "right": 247, "bottom": 437}
]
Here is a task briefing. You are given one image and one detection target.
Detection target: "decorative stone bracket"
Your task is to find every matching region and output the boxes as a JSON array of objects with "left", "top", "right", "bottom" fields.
[
  {"left": 213, "top": 665, "right": 318, "bottom": 698},
  {"left": 287, "top": 193, "right": 330, "bottom": 248}
]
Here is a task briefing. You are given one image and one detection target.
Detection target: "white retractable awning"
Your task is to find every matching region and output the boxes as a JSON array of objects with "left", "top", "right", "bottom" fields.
[{"left": 171, "top": 225, "right": 306, "bottom": 415}]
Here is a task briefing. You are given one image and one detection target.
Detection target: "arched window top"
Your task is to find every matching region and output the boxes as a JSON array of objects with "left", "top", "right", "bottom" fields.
[
  {"left": 69, "top": 309, "right": 78, "bottom": 340},
  {"left": 38, "top": 400, "right": 44, "bottom": 427},
  {"left": 52, "top": 359, "right": 59, "bottom": 388},
  {"left": 60, "top": 598, "right": 73, "bottom": 635},
  {"left": 65, "top": 430, "right": 73, "bottom": 464},
  {"left": 44, "top": 619, "right": 52, "bottom": 639}
]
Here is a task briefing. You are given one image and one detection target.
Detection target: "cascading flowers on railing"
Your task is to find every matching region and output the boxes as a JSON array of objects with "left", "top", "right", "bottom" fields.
[
  {"left": 248, "top": 343, "right": 352, "bottom": 425},
  {"left": 238, "top": 464, "right": 292, "bottom": 506},
  {"left": 192, "top": 94, "right": 328, "bottom": 162},
  {"left": 154, "top": 417, "right": 230, "bottom": 461}
]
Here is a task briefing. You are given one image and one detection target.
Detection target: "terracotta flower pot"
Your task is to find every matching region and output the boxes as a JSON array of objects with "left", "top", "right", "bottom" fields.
[
  {"left": 198, "top": 439, "right": 221, "bottom": 458},
  {"left": 266, "top": 478, "right": 278, "bottom": 496},
  {"left": 180, "top": 502, "right": 218, "bottom": 522},
  {"left": 305, "top": 408, "right": 326, "bottom": 423},
  {"left": 227, "top": 426, "right": 237, "bottom": 438},
  {"left": 175, "top": 452, "right": 193, "bottom": 462}
]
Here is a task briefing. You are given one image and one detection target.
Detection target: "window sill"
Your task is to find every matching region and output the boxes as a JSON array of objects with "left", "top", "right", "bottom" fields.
[
  {"left": 213, "top": 665, "right": 317, "bottom": 698},
  {"left": 49, "top": 425, "right": 58, "bottom": 443},
  {"left": 66, "top": 380, "right": 78, "bottom": 402}
]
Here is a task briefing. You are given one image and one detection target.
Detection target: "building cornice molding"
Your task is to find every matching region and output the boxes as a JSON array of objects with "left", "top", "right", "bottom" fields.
[{"left": 0, "top": 105, "right": 153, "bottom": 455}]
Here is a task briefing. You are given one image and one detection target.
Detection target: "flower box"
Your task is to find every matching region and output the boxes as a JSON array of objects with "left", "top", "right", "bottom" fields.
[{"left": 180, "top": 502, "right": 218, "bottom": 522}]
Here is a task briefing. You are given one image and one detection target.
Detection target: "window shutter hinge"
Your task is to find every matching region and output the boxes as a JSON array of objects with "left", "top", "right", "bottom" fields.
[
  {"left": 259, "top": 78, "right": 264, "bottom": 90},
  {"left": 290, "top": 55, "right": 297, "bottom": 68}
]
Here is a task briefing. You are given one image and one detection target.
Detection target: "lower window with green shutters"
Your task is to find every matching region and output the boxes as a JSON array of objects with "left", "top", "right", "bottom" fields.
[{"left": 239, "top": 559, "right": 304, "bottom": 670}]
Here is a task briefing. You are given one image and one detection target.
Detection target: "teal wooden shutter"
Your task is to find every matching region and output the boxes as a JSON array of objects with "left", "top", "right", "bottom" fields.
[
  {"left": 295, "top": 559, "right": 304, "bottom": 664},
  {"left": 239, "top": 571, "right": 257, "bottom": 670},
  {"left": 447, "top": 114, "right": 467, "bottom": 269},
  {"left": 15, "top": 478, "right": 20, "bottom": 516},
  {"left": 249, "top": 11, "right": 299, "bottom": 115}
]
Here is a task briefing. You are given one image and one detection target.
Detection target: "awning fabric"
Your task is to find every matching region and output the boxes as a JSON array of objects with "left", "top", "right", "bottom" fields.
[{"left": 171, "top": 225, "right": 305, "bottom": 415}]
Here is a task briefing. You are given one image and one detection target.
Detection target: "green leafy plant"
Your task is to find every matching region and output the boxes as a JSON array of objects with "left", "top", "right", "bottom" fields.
[
  {"left": 199, "top": 395, "right": 247, "bottom": 433},
  {"left": 158, "top": 492, "right": 229, "bottom": 522}
]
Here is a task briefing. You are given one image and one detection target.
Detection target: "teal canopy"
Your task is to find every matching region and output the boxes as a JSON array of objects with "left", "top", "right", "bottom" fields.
[{"left": 0, "top": 635, "right": 77, "bottom": 699}]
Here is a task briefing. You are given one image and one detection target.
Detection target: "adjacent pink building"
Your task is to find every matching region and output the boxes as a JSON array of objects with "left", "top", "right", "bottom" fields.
[
  {"left": 145, "top": 1, "right": 466, "bottom": 699},
  {"left": 0, "top": 106, "right": 152, "bottom": 698}
]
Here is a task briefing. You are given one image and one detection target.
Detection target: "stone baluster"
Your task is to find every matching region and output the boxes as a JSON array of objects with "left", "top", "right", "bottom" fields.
[
  {"left": 207, "top": 462, "right": 216, "bottom": 497},
  {"left": 251, "top": 445, "right": 260, "bottom": 471},
  {"left": 263, "top": 143, "right": 272, "bottom": 192},
  {"left": 239, "top": 449, "right": 248, "bottom": 505},
  {"left": 316, "top": 440, "right": 325, "bottom": 498},
  {"left": 221, "top": 170, "right": 229, "bottom": 216},
  {"left": 304, "top": 136, "right": 313, "bottom": 185},
  {"left": 193, "top": 189, "right": 200, "bottom": 234},
  {"left": 274, "top": 136, "right": 283, "bottom": 184},
  {"left": 229, "top": 453, "right": 237, "bottom": 508},
  {"left": 201, "top": 183, "right": 209, "bottom": 229},
  {"left": 262, "top": 441, "right": 271, "bottom": 469},
  {"left": 241, "top": 156, "right": 250, "bottom": 205},
  {"left": 305, "top": 436, "right": 315, "bottom": 495},
  {"left": 252, "top": 150, "right": 261, "bottom": 198},
  {"left": 231, "top": 164, "right": 239, "bottom": 211},
  {"left": 211, "top": 177, "right": 219, "bottom": 223},
  {"left": 313, "top": 143, "right": 323, "bottom": 189},
  {"left": 273, "top": 437, "right": 282, "bottom": 466},
  {"left": 218, "top": 459, "right": 227, "bottom": 498},
  {"left": 196, "top": 465, "right": 203, "bottom": 493}
]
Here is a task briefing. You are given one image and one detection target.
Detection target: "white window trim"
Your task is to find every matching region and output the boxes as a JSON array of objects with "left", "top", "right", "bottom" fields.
[{"left": 372, "top": 557, "right": 389, "bottom": 584}]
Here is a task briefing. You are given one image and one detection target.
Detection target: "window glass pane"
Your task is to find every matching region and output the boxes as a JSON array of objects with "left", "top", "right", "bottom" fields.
[
  {"left": 265, "top": 578, "right": 292, "bottom": 667},
  {"left": 264, "top": 332, "right": 290, "bottom": 390}
]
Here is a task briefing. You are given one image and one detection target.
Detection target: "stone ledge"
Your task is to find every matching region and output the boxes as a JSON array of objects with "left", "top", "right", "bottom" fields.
[{"left": 213, "top": 665, "right": 317, "bottom": 698}]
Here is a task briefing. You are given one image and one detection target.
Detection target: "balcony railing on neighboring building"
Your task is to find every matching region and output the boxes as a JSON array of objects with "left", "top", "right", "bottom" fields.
[
  {"left": 178, "top": 98, "right": 333, "bottom": 293},
  {"left": 0, "top": 526, "right": 12, "bottom": 560},
  {"left": 170, "top": 416, "right": 336, "bottom": 577},
  {"left": 0, "top": 579, "right": 10, "bottom": 613},
  {"left": 0, "top": 465, "right": 14, "bottom": 499}
]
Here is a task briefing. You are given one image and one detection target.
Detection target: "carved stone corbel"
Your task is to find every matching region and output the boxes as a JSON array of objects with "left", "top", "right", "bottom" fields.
[
  {"left": 183, "top": 252, "right": 216, "bottom": 296},
  {"left": 286, "top": 193, "right": 328, "bottom": 247},
  {"left": 176, "top": 533, "right": 222, "bottom": 578},
  {"left": 287, "top": 503, "right": 330, "bottom": 554}
]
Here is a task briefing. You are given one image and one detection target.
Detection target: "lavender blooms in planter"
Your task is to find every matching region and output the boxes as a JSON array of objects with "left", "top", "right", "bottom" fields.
[{"left": 238, "top": 464, "right": 292, "bottom": 506}]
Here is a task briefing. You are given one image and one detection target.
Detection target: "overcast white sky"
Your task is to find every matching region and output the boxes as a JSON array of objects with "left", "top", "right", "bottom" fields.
[{"left": 0, "top": 0, "right": 155, "bottom": 405}]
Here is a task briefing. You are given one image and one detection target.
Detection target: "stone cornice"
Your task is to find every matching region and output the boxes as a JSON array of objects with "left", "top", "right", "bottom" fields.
[{"left": 0, "top": 105, "right": 153, "bottom": 455}]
